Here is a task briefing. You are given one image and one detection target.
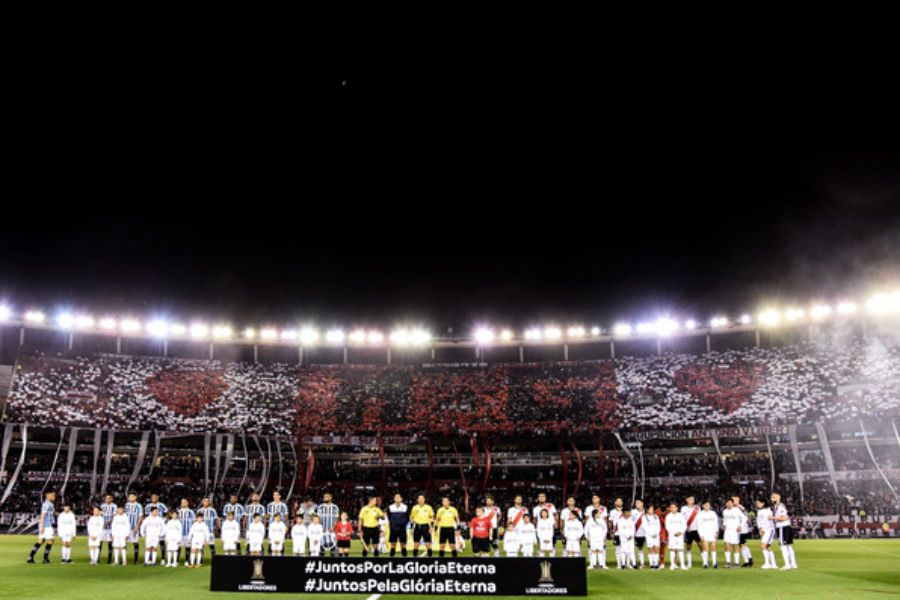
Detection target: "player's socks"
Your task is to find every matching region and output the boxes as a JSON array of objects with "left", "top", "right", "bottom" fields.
[
  {"left": 712, "top": 552, "right": 717, "bottom": 566},
  {"left": 107, "top": 544, "right": 113, "bottom": 563},
  {"left": 638, "top": 551, "right": 644, "bottom": 567},
  {"left": 787, "top": 546, "right": 797, "bottom": 568},
  {"left": 701, "top": 550, "right": 708, "bottom": 567},
  {"left": 439, "top": 550, "right": 445, "bottom": 557},
  {"left": 734, "top": 551, "right": 741, "bottom": 565},
  {"left": 427, "top": 549, "right": 433, "bottom": 557},
  {"left": 209, "top": 543, "right": 216, "bottom": 556},
  {"left": 402, "top": 548, "right": 408, "bottom": 556},
  {"left": 686, "top": 552, "right": 692, "bottom": 568},
  {"left": 43, "top": 545, "right": 52, "bottom": 561},
  {"left": 451, "top": 549, "right": 458, "bottom": 558},
  {"left": 145, "top": 550, "right": 150, "bottom": 564},
  {"left": 742, "top": 546, "right": 751, "bottom": 563},
  {"left": 28, "top": 542, "right": 41, "bottom": 559},
  {"left": 235, "top": 541, "right": 241, "bottom": 555},
  {"left": 134, "top": 543, "right": 140, "bottom": 564}
]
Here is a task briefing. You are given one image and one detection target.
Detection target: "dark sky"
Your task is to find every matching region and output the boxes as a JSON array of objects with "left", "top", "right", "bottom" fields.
[{"left": 3, "top": 40, "right": 899, "bottom": 333}]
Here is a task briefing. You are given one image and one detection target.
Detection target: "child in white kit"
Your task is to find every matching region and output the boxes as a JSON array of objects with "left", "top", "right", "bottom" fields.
[
  {"left": 291, "top": 516, "right": 308, "bottom": 555},
  {"left": 517, "top": 514, "right": 537, "bottom": 557}
]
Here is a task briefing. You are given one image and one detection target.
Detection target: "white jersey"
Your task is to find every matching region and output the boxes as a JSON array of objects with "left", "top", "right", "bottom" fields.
[
  {"left": 756, "top": 508, "right": 774, "bottom": 532},
  {"left": 141, "top": 515, "right": 165, "bottom": 542},
  {"left": 247, "top": 522, "right": 266, "bottom": 544},
  {"left": 665, "top": 512, "right": 686, "bottom": 536},
  {"left": 307, "top": 523, "right": 324, "bottom": 540},
  {"left": 517, "top": 522, "right": 537, "bottom": 546},
  {"left": 111, "top": 514, "right": 130, "bottom": 538},
  {"left": 584, "top": 518, "right": 607, "bottom": 544},
  {"left": 608, "top": 508, "right": 623, "bottom": 533},
  {"left": 735, "top": 504, "right": 750, "bottom": 534},
  {"left": 482, "top": 506, "right": 500, "bottom": 529},
  {"left": 291, "top": 523, "right": 308, "bottom": 540},
  {"left": 87, "top": 515, "right": 104, "bottom": 539},
  {"left": 642, "top": 514, "right": 661, "bottom": 539},
  {"left": 563, "top": 519, "right": 584, "bottom": 541},
  {"left": 680, "top": 505, "right": 700, "bottom": 532},
  {"left": 189, "top": 522, "right": 210, "bottom": 546},
  {"left": 533, "top": 503, "right": 557, "bottom": 523},
  {"left": 616, "top": 516, "right": 635, "bottom": 540},
  {"left": 631, "top": 510, "right": 646, "bottom": 536},
  {"left": 559, "top": 507, "right": 581, "bottom": 523},
  {"left": 506, "top": 506, "right": 528, "bottom": 534},
  {"left": 221, "top": 520, "right": 241, "bottom": 542},
  {"left": 773, "top": 502, "right": 790, "bottom": 528},
  {"left": 536, "top": 516, "right": 555, "bottom": 541},
  {"left": 584, "top": 504, "right": 607, "bottom": 523},
  {"left": 165, "top": 519, "right": 182, "bottom": 545},
  {"left": 696, "top": 510, "right": 719, "bottom": 540},
  {"left": 57, "top": 512, "right": 77, "bottom": 537},
  {"left": 269, "top": 521, "right": 287, "bottom": 542}
]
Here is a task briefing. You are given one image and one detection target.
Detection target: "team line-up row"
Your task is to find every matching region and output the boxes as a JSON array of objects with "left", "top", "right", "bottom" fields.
[{"left": 25, "top": 490, "right": 799, "bottom": 571}]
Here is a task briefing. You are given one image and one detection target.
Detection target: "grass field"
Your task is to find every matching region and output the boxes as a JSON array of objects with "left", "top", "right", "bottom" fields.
[{"left": 1, "top": 536, "right": 898, "bottom": 599}]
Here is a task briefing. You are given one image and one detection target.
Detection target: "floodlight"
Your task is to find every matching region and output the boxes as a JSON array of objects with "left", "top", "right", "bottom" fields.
[
  {"left": 190, "top": 323, "right": 209, "bottom": 339},
  {"left": 169, "top": 323, "right": 187, "bottom": 336},
  {"left": 56, "top": 313, "right": 74, "bottom": 329},
  {"left": 260, "top": 328, "right": 278, "bottom": 340},
  {"left": 590, "top": 326, "right": 601, "bottom": 336},
  {"left": 500, "top": 329, "right": 514, "bottom": 341},
  {"left": 325, "top": 329, "right": 345, "bottom": 344},
  {"left": 739, "top": 314, "right": 752, "bottom": 325},
  {"left": 367, "top": 330, "right": 384, "bottom": 345},
  {"left": 810, "top": 304, "right": 832, "bottom": 320},
  {"left": 544, "top": 326, "right": 562, "bottom": 340},
  {"left": 75, "top": 315, "right": 95, "bottom": 329},
  {"left": 0, "top": 305, "right": 10, "bottom": 321},
  {"left": 24, "top": 310, "right": 46, "bottom": 323},
  {"left": 212, "top": 325, "right": 233, "bottom": 339},
  {"left": 410, "top": 328, "right": 431, "bottom": 345},
  {"left": 99, "top": 317, "right": 117, "bottom": 330},
  {"left": 567, "top": 326, "right": 585, "bottom": 338},
  {"left": 758, "top": 309, "right": 781, "bottom": 327},
  {"left": 348, "top": 329, "right": 366, "bottom": 344},
  {"left": 613, "top": 323, "right": 632, "bottom": 336},
  {"left": 280, "top": 329, "right": 297, "bottom": 341},
  {"left": 524, "top": 328, "right": 542, "bottom": 341},
  {"left": 243, "top": 328, "right": 257, "bottom": 340},
  {"left": 121, "top": 318, "right": 141, "bottom": 333},
  {"left": 474, "top": 327, "right": 495, "bottom": 345},
  {"left": 710, "top": 316, "right": 729, "bottom": 328},
  {"left": 836, "top": 301, "right": 857, "bottom": 315},
  {"left": 300, "top": 327, "right": 320, "bottom": 345},
  {"left": 655, "top": 317, "right": 678, "bottom": 336},
  {"left": 146, "top": 319, "right": 169, "bottom": 337},
  {"left": 685, "top": 319, "right": 697, "bottom": 330}
]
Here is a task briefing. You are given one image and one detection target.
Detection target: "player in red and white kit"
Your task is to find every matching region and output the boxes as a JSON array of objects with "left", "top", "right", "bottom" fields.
[
  {"left": 482, "top": 496, "right": 501, "bottom": 557},
  {"left": 679, "top": 496, "right": 701, "bottom": 569}
]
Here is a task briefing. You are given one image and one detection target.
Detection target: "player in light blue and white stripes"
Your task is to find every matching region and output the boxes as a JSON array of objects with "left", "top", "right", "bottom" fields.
[
  {"left": 222, "top": 495, "right": 246, "bottom": 555},
  {"left": 177, "top": 499, "right": 196, "bottom": 564},
  {"left": 317, "top": 493, "right": 340, "bottom": 556},
  {"left": 197, "top": 498, "right": 219, "bottom": 560},
  {"left": 26, "top": 491, "right": 56, "bottom": 563},
  {"left": 100, "top": 495, "right": 118, "bottom": 564},
  {"left": 124, "top": 493, "right": 144, "bottom": 565},
  {"left": 244, "top": 494, "right": 266, "bottom": 537}
]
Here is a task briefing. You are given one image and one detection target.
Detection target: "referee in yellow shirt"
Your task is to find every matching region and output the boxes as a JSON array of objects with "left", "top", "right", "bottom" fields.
[
  {"left": 357, "top": 497, "right": 384, "bottom": 557},
  {"left": 410, "top": 494, "right": 435, "bottom": 557},
  {"left": 435, "top": 497, "right": 460, "bottom": 558}
]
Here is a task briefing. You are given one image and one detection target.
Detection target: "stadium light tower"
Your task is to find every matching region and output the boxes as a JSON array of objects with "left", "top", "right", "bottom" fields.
[
  {"left": 260, "top": 328, "right": 278, "bottom": 341},
  {"left": 190, "top": 323, "right": 209, "bottom": 339},
  {"left": 0, "top": 305, "right": 11, "bottom": 321},
  {"left": 836, "top": 301, "right": 857, "bottom": 315},
  {"left": 56, "top": 312, "right": 74, "bottom": 329},
  {"left": 325, "top": 328, "right": 345, "bottom": 344},
  {"left": 655, "top": 317, "right": 678, "bottom": 336},
  {"left": 299, "top": 327, "right": 319, "bottom": 346},
  {"left": 613, "top": 322, "right": 632, "bottom": 337},
  {"left": 146, "top": 319, "right": 169, "bottom": 337},
  {"left": 99, "top": 317, "right": 117, "bottom": 330},
  {"left": 474, "top": 327, "right": 495, "bottom": 345},
  {"left": 75, "top": 314, "right": 95, "bottom": 329},
  {"left": 499, "top": 329, "right": 514, "bottom": 341},
  {"left": 758, "top": 309, "right": 781, "bottom": 327}
]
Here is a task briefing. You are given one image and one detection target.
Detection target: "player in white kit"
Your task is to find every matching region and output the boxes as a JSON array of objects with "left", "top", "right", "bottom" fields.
[
  {"left": 86, "top": 507, "right": 104, "bottom": 565},
  {"left": 517, "top": 514, "right": 538, "bottom": 557},
  {"left": 584, "top": 509, "right": 608, "bottom": 569},
  {"left": 111, "top": 507, "right": 131, "bottom": 566},
  {"left": 247, "top": 514, "right": 266, "bottom": 556},
  {"left": 771, "top": 492, "right": 798, "bottom": 570},
  {"left": 56, "top": 504, "right": 77, "bottom": 564},
  {"left": 505, "top": 496, "right": 528, "bottom": 557},
  {"left": 536, "top": 509, "right": 556, "bottom": 557},
  {"left": 188, "top": 516, "right": 210, "bottom": 567},
  {"left": 642, "top": 504, "right": 662, "bottom": 569},
  {"left": 732, "top": 496, "right": 753, "bottom": 567},
  {"left": 679, "top": 496, "right": 701, "bottom": 569},
  {"left": 268, "top": 514, "right": 287, "bottom": 555},
  {"left": 608, "top": 498, "right": 624, "bottom": 570},
  {"left": 631, "top": 499, "right": 647, "bottom": 568},
  {"left": 533, "top": 493, "right": 558, "bottom": 552},
  {"left": 755, "top": 498, "right": 778, "bottom": 569},
  {"left": 617, "top": 508, "right": 636, "bottom": 569},
  {"left": 696, "top": 501, "right": 719, "bottom": 569},
  {"left": 563, "top": 510, "right": 584, "bottom": 557},
  {"left": 140, "top": 507, "right": 165, "bottom": 566},
  {"left": 291, "top": 516, "right": 308, "bottom": 555},
  {"left": 721, "top": 498, "right": 742, "bottom": 569},
  {"left": 221, "top": 512, "right": 241, "bottom": 556},
  {"left": 165, "top": 512, "right": 183, "bottom": 566},
  {"left": 307, "top": 515, "right": 324, "bottom": 556},
  {"left": 665, "top": 503, "right": 687, "bottom": 570}
]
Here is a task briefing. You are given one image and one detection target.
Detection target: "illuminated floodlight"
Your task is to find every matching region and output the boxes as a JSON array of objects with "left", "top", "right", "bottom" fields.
[
  {"left": 190, "top": 323, "right": 209, "bottom": 339},
  {"left": 684, "top": 319, "right": 697, "bottom": 330},
  {"left": 567, "top": 326, "right": 585, "bottom": 338},
  {"left": 325, "top": 329, "right": 345, "bottom": 344},
  {"left": 56, "top": 313, "right": 74, "bottom": 329},
  {"left": 299, "top": 327, "right": 320, "bottom": 345},
  {"left": 655, "top": 317, "right": 678, "bottom": 336},
  {"left": 636, "top": 322, "right": 654, "bottom": 335},
  {"left": 121, "top": 318, "right": 141, "bottom": 333},
  {"left": 0, "top": 305, "right": 10, "bottom": 321},
  {"left": 260, "top": 328, "right": 278, "bottom": 341},
  {"left": 710, "top": 316, "right": 729, "bottom": 328},
  {"left": 348, "top": 329, "right": 366, "bottom": 344},
  {"left": 24, "top": 310, "right": 45, "bottom": 323},
  {"left": 390, "top": 328, "right": 410, "bottom": 346},
  {"left": 212, "top": 325, "right": 233, "bottom": 339},
  {"left": 500, "top": 329, "right": 514, "bottom": 341},
  {"left": 590, "top": 326, "right": 601, "bottom": 337},
  {"left": 758, "top": 309, "right": 781, "bottom": 327},
  {"left": 75, "top": 314, "right": 95, "bottom": 329},
  {"left": 784, "top": 308, "right": 805, "bottom": 321},
  {"left": 544, "top": 326, "right": 562, "bottom": 340},
  {"left": 810, "top": 304, "right": 832, "bottom": 320},
  {"left": 739, "top": 314, "right": 752, "bottom": 325},
  {"left": 524, "top": 328, "right": 542, "bottom": 341},
  {"left": 613, "top": 322, "right": 632, "bottom": 337},
  {"left": 409, "top": 328, "right": 431, "bottom": 346},
  {"left": 836, "top": 301, "right": 857, "bottom": 315},
  {"left": 280, "top": 329, "right": 298, "bottom": 341},
  {"left": 474, "top": 327, "right": 495, "bottom": 345},
  {"left": 98, "top": 317, "right": 117, "bottom": 330},
  {"left": 243, "top": 327, "right": 257, "bottom": 340},
  {"left": 866, "top": 291, "right": 900, "bottom": 315},
  {"left": 169, "top": 323, "right": 187, "bottom": 336},
  {"left": 146, "top": 319, "right": 168, "bottom": 337},
  {"left": 367, "top": 330, "right": 384, "bottom": 345}
]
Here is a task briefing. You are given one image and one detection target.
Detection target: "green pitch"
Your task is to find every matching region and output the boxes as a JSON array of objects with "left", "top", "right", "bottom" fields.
[{"left": 1, "top": 536, "right": 898, "bottom": 599}]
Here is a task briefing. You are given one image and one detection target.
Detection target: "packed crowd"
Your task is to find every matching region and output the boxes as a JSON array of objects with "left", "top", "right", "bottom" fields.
[{"left": 6, "top": 338, "right": 900, "bottom": 435}]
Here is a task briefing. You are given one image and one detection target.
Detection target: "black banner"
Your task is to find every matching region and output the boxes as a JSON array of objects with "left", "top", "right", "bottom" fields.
[{"left": 210, "top": 555, "right": 587, "bottom": 596}]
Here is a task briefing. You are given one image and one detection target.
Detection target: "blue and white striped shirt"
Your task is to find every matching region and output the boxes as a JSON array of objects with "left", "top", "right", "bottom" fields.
[
  {"left": 267, "top": 501, "right": 289, "bottom": 524},
  {"left": 244, "top": 503, "right": 266, "bottom": 530},
  {"left": 177, "top": 508, "right": 196, "bottom": 537},
  {"left": 125, "top": 502, "right": 143, "bottom": 530},
  {"left": 41, "top": 500, "right": 55, "bottom": 528},
  {"left": 317, "top": 502, "right": 339, "bottom": 532},
  {"left": 101, "top": 503, "right": 118, "bottom": 528},
  {"left": 144, "top": 501, "right": 168, "bottom": 517},
  {"left": 198, "top": 507, "right": 218, "bottom": 533},
  {"left": 222, "top": 503, "right": 245, "bottom": 523}
]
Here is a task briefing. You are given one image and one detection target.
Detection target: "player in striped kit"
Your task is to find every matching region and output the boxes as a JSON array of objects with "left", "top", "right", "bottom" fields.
[
  {"left": 26, "top": 491, "right": 56, "bottom": 563},
  {"left": 482, "top": 496, "right": 501, "bottom": 556},
  {"left": 679, "top": 496, "right": 701, "bottom": 569},
  {"left": 222, "top": 495, "right": 245, "bottom": 555},
  {"left": 177, "top": 498, "right": 196, "bottom": 565},
  {"left": 197, "top": 498, "right": 219, "bottom": 561},
  {"left": 771, "top": 492, "right": 798, "bottom": 570},
  {"left": 608, "top": 498, "right": 624, "bottom": 569},
  {"left": 100, "top": 494, "right": 118, "bottom": 564},
  {"left": 144, "top": 494, "right": 168, "bottom": 556},
  {"left": 317, "top": 492, "right": 340, "bottom": 556},
  {"left": 124, "top": 493, "right": 144, "bottom": 565},
  {"left": 244, "top": 494, "right": 267, "bottom": 544},
  {"left": 267, "top": 491, "right": 290, "bottom": 524}
]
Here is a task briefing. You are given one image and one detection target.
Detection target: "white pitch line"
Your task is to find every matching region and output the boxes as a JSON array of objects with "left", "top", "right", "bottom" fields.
[{"left": 365, "top": 595, "right": 382, "bottom": 600}]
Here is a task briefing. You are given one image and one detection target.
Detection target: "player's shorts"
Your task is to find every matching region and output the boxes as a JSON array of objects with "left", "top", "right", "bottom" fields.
[
  {"left": 589, "top": 538, "right": 605, "bottom": 551},
  {"left": 760, "top": 528, "right": 775, "bottom": 545},
  {"left": 337, "top": 539, "right": 351, "bottom": 549},
  {"left": 438, "top": 526, "right": 455, "bottom": 546},
  {"left": 88, "top": 536, "right": 102, "bottom": 548},
  {"left": 145, "top": 534, "right": 160, "bottom": 547},
  {"left": 565, "top": 538, "right": 581, "bottom": 553},
  {"left": 777, "top": 526, "right": 793, "bottom": 546},
  {"left": 60, "top": 533, "right": 75, "bottom": 543},
  {"left": 723, "top": 530, "right": 741, "bottom": 545},
  {"left": 249, "top": 539, "right": 263, "bottom": 553},
  {"left": 739, "top": 533, "right": 749, "bottom": 545},
  {"left": 685, "top": 530, "right": 701, "bottom": 544},
  {"left": 165, "top": 537, "right": 181, "bottom": 550},
  {"left": 504, "top": 531, "right": 519, "bottom": 553},
  {"left": 539, "top": 535, "right": 554, "bottom": 552},
  {"left": 619, "top": 537, "right": 635, "bottom": 553},
  {"left": 635, "top": 535, "right": 645, "bottom": 549},
  {"left": 667, "top": 534, "right": 685, "bottom": 551},
  {"left": 102, "top": 529, "right": 112, "bottom": 543},
  {"left": 113, "top": 535, "right": 128, "bottom": 548},
  {"left": 612, "top": 534, "right": 620, "bottom": 546},
  {"left": 472, "top": 537, "right": 490, "bottom": 553},
  {"left": 413, "top": 524, "right": 431, "bottom": 544},
  {"left": 700, "top": 533, "right": 718, "bottom": 544},
  {"left": 223, "top": 538, "right": 237, "bottom": 552},
  {"left": 389, "top": 527, "right": 405, "bottom": 544},
  {"left": 362, "top": 526, "right": 380, "bottom": 547},
  {"left": 646, "top": 533, "right": 660, "bottom": 548},
  {"left": 191, "top": 539, "right": 205, "bottom": 550},
  {"left": 39, "top": 526, "right": 55, "bottom": 541},
  {"left": 270, "top": 539, "right": 284, "bottom": 551}
]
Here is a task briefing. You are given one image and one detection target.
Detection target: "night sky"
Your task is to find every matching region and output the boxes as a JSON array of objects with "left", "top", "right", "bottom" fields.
[{"left": 3, "top": 43, "right": 899, "bottom": 334}]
